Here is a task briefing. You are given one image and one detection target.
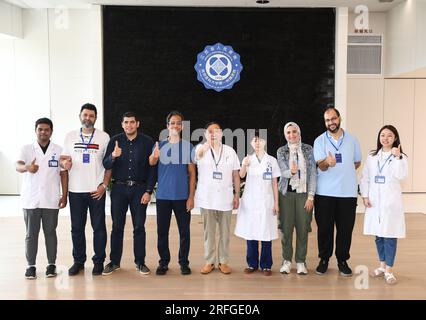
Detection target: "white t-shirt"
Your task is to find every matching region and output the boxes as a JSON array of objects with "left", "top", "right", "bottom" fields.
[
  {"left": 195, "top": 144, "right": 241, "bottom": 211},
  {"left": 62, "top": 128, "right": 110, "bottom": 192},
  {"left": 19, "top": 142, "right": 63, "bottom": 209}
]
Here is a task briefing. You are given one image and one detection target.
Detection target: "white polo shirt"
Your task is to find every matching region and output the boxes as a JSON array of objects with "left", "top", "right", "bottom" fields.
[
  {"left": 195, "top": 144, "right": 241, "bottom": 211},
  {"left": 19, "top": 142, "right": 63, "bottom": 209},
  {"left": 62, "top": 128, "right": 110, "bottom": 193}
]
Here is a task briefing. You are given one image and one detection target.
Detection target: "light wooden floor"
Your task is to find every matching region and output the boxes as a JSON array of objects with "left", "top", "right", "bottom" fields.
[{"left": 0, "top": 212, "right": 425, "bottom": 300}]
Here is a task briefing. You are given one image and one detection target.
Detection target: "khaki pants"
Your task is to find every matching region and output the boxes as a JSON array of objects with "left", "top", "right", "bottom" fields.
[{"left": 201, "top": 208, "right": 232, "bottom": 264}]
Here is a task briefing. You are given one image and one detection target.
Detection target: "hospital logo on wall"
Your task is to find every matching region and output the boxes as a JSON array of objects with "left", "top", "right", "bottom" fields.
[{"left": 194, "top": 43, "right": 243, "bottom": 92}]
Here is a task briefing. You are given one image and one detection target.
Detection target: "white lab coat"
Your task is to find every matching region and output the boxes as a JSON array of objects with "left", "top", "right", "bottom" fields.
[
  {"left": 234, "top": 153, "right": 281, "bottom": 241},
  {"left": 195, "top": 144, "right": 241, "bottom": 211},
  {"left": 19, "top": 142, "right": 63, "bottom": 209},
  {"left": 360, "top": 150, "right": 407, "bottom": 238}
]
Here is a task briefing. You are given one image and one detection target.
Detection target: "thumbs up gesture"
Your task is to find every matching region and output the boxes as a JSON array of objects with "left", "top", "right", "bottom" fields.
[
  {"left": 391, "top": 144, "right": 401, "bottom": 158},
  {"left": 112, "top": 141, "right": 122, "bottom": 159},
  {"left": 152, "top": 142, "right": 160, "bottom": 160},
  {"left": 242, "top": 156, "right": 250, "bottom": 167},
  {"left": 290, "top": 161, "right": 298, "bottom": 175},
  {"left": 326, "top": 151, "right": 336, "bottom": 167},
  {"left": 27, "top": 158, "right": 39, "bottom": 173}
]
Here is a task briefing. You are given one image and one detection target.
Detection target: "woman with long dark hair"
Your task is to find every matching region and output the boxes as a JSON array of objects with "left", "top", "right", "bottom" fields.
[{"left": 360, "top": 125, "right": 408, "bottom": 285}]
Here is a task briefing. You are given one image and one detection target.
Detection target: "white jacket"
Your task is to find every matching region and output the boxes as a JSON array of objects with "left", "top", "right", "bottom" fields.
[{"left": 360, "top": 150, "right": 407, "bottom": 238}]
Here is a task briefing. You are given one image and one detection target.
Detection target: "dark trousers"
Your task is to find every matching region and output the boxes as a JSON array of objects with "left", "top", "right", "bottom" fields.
[
  {"left": 69, "top": 192, "right": 107, "bottom": 264},
  {"left": 246, "top": 240, "right": 272, "bottom": 270},
  {"left": 314, "top": 195, "right": 357, "bottom": 262},
  {"left": 156, "top": 199, "right": 191, "bottom": 267},
  {"left": 23, "top": 208, "right": 59, "bottom": 266},
  {"left": 110, "top": 184, "right": 148, "bottom": 266}
]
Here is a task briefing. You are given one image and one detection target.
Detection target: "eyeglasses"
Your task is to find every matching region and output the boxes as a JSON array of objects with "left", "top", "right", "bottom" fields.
[
  {"left": 168, "top": 121, "right": 182, "bottom": 126},
  {"left": 325, "top": 116, "right": 339, "bottom": 123}
]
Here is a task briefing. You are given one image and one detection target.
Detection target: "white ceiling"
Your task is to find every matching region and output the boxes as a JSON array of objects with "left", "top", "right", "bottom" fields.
[{"left": 5, "top": 0, "right": 405, "bottom": 12}]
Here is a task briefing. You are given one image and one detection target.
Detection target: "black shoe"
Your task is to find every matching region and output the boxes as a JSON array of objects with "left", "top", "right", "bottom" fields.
[
  {"left": 180, "top": 265, "right": 191, "bottom": 275},
  {"left": 92, "top": 263, "right": 104, "bottom": 276},
  {"left": 338, "top": 260, "right": 353, "bottom": 277},
  {"left": 156, "top": 265, "right": 168, "bottom": 276},
  {"left": 315, "top": 259, "right": 329, "bottom": 275},
  {"left": 46, "top": 265, "right": 57, "bottom": 278},
  {"left": 68, "top": 262, "right": 84, "bottom": 276},
  {"left": 25, "top": 266, "right": 37, "bottom": 279},
  {"left": 102, "top": 262, "right": 120, "bottom": 275},
  {"left": 138, "top": 264, "right": 151, "bottom": 275}
]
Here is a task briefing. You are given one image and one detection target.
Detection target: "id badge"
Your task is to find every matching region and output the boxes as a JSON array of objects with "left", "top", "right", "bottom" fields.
[
  {"left": 335, "top": 153, "right": 342, "bottom": 163},
  {"left": 263, "top": 172, "right": 272, "bottom": 180},
  {"left": 48, "top": 160, "right": 58, "bottom": 167},
  {"left": 83, "top": 153, "right": 90, "bottom": 164},
  {"left": 375, "top": 175, "right": 386, "bottom": 184},
  {"left": 213, "top": 171, "right": 223, "bottom": 180}
]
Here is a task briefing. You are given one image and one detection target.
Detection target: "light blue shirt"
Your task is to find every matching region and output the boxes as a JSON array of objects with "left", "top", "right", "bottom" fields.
[{"left": 313, "top": 130, "right": 361, "bottom": 198}]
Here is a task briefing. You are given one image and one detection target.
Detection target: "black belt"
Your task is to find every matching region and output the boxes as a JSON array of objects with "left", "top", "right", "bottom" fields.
[{"left": 113, "top": 180, "right": 145, "bottom": 187}]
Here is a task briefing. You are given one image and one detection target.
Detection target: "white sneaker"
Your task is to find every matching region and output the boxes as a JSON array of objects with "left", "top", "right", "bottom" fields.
[
  {"left": 280, "top": 260, "right": 292, "bottom": 274},
  {"left": 296, "top": 262, "right": 308, "bottom": 275}
]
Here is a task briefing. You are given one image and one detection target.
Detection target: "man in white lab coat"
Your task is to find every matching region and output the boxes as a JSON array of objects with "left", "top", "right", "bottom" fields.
[
  {"left": 195, "top": 122, "right": 240, "bottom": 275},
  {"left": 16, "top": 118, "right": 68, "bottom": 279}
]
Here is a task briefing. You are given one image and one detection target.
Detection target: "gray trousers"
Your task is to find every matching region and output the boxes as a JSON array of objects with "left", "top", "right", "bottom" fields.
[
  {"left": 200, "top": 208, "right": 232, "bottom": 264},
  {"left": 278, "top": 192, "right": 312, "bottom": 263},
  {"left": 23, "top": 208, "right": 59, "bottom": 266}
]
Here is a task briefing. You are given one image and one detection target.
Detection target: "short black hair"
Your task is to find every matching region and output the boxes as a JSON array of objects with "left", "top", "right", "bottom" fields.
[
  {"left": 122, "top": 111, "right": 139, "bottom": 122},
  {"left": 35, "top": 117, "right": 53, "bottom": 130},
  {"left": 323, "top": 106, "right": 340, "bottom": 117},
  {"left": 80, "top": 103, "right": 97, "bottom": 116},
  {"left": 204, "top": 121, "right": 222, "bottom": 130},
  {"left": 166, "top": 111, "right": 184, "bottom": 124}
]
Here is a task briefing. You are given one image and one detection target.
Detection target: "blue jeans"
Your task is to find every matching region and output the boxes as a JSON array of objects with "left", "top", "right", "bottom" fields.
[
  {"left": 109, "top": 184, "right": 148, "bottom": 266},
  {"left": 375, "top": 237, "right": 397, "bottom": 267},
  {"left": 69, "top": 192, "right": 107, "bottom": 264},
  {"left": 246, "top": 240, "right": 272, "bottom": 269},
  {"left": 156, "top": 199, "right": 191, "bottom": 267}
]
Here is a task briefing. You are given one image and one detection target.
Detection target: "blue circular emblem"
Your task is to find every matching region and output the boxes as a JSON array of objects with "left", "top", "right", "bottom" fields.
[{"left": 194, "top": 43, "right": 243, "bottom": 92}]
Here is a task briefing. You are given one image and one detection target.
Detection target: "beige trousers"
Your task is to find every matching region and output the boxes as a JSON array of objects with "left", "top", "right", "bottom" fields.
[{"left": 201, "top": 208, "right": 232, "bottom": 264}]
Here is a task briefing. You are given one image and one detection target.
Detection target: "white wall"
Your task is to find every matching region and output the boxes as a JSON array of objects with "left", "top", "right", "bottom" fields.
[
  {"left": 48, "top": 7, "right": 104, "bottom": 146},
  {"left": 335, "top": 7, "right": 348, "bottom": 125},
  {"left": 0, "top": 0, "right": 22, "bottom": 39},
  {"left": 0, "top": 6, "right": 102, "bottom": 194},
  {"left": 347, "top": 7, "right": 426, "bottom": 213},
  {"left": 386, "top": 0, "right": 426, "bottom": 77}
]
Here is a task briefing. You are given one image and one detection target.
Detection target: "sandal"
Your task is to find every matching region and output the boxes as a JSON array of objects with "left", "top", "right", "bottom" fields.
[
  {"left": 384, "top": 272, "right": 397, "bottom": 285},
  {"left": 370, "top": 267, "right": 386, "bottom": 278}
]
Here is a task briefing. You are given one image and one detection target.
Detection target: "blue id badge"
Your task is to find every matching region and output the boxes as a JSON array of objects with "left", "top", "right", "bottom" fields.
[
  {"left": 335, "top": 153, "right": 342, "bottom": 163},
  {"left": 213, "top": 171, "right": 223, "bottom": 180},
  {"left": 83, "top": 153, "right": 90, "bottom": 164},
  {"left": 48, "top": 159, "right": 58, "bottom": 167},
  {"left": 375, "top": 175, "right": 386, "bottom": 184},
  {"left": 263, "top": 172, "right": 272, "bottom": 180}
]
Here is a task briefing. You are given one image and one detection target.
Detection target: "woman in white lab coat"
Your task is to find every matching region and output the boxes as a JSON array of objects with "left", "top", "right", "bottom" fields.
[
  {"left": 234, "top": 137, "right": 281, "bottom": 276},
  {"left": 360, "top": 125, "right": 408, "bottom": 285}
]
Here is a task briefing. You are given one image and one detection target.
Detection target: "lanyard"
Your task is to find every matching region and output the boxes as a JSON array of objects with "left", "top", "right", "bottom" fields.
[
  {"left": 80, "top": 128, "right": 95, "bottom": 151},
  {"left": 377, "top": 154, "right": 393, "bottom": 174},
  {"left": 210, "top": 145, "right": 223, "bottom": 171},
  {"left": 326, "top": 131, "right": 345, "bottom": 152}
]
